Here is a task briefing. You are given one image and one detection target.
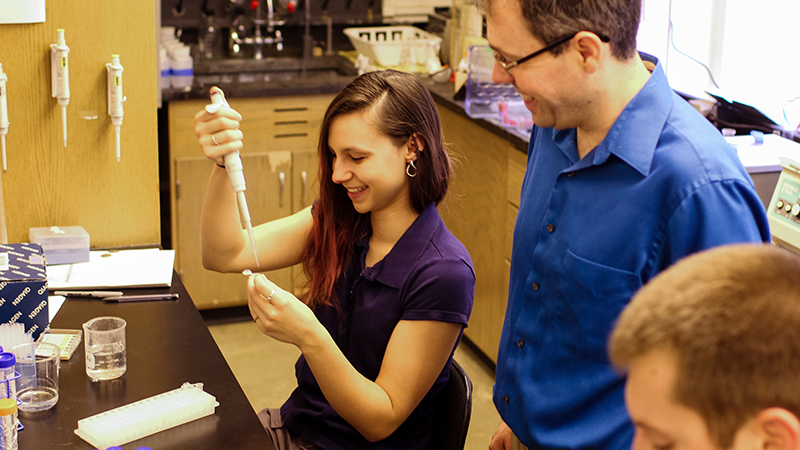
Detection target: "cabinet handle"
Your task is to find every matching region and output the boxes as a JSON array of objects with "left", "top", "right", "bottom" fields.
[
  {"left": 301, "top": 171, "right": 307, "bottom": 206},
  {"left": 279, "top": 172, "right": 285, "bottom": 209},
  {"left": 175, "top": 180, "right": 181, "bottom": 199}
]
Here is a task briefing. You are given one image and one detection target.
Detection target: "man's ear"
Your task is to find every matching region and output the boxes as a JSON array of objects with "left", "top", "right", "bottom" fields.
[
  {"left": 572, "top": 31, "right": 604, "bottom": 73},
  {"left": 753, "top": 408, "right": 800, "bottom": 450}
]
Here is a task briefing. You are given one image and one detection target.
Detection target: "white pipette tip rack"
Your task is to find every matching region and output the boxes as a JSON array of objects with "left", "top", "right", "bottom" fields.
[{"left": 74, "top": 382, "right": 219, "bottom": 449}]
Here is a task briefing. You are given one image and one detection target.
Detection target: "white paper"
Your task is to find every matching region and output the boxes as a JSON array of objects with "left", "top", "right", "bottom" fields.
[
  {"left": 0, "top": 0, "right": 46, "bottom": 24},
  {"left": 48, "top": 295, "right": 65, "bottom": 322},
  {"left": 46, "top": 248, "right": 175, "bottom": 290}
]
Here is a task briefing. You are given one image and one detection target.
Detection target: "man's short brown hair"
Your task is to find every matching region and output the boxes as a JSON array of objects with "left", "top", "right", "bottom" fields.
[
  {"left": 479, "top": 0, "right": 641, "bottom": 60},
  {"left": 610, "top": 244, "right": 800, "bottom": 448}
]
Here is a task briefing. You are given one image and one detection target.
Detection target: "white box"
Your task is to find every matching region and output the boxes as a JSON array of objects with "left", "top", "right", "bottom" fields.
[
  {"left": 29, "top": 226, "right": 90, "bottom": 265},
  {"left": 381, "top": 0, "right": 450, "bottom": 22},
  {"left": 344, "top": 26, "right": 442, "bottom": 67}
]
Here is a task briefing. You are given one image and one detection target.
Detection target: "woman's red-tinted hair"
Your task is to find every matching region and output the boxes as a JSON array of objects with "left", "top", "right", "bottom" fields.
[{"left": 301, "top": 69, "right": 452, "bottom": 309}]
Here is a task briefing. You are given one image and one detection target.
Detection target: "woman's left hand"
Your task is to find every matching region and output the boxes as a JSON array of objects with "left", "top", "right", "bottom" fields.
[{"left": 247, "top": 273, "right": 322, "bottom": 348}]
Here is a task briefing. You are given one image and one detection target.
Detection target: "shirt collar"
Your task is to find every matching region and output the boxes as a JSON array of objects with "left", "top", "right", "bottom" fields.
[
  {"left": 553, "top": 52, "right": 673, "bottom": 176},
  {"left": 355, "top": 203, "right": 441, "bottom": 289}
]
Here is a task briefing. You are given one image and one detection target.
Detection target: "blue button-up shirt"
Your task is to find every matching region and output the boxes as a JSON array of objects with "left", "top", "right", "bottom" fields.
[
  {"left": 282, "top": 203, "right": 475, "bottom": 450},
  {"left": 494, "top": 54, "right": 770, "bottom": 450}
]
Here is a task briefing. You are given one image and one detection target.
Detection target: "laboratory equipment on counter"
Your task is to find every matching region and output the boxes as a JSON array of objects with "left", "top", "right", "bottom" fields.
[
  {"left": 768, "top": 157, "right": 800, "bottom": 255},
  {"left": 205, "top": 87, "right": 260, "bottom": 268},
  {"left": 74, "top": 382, "right": 219, "bottom": 449},
  {"left": 50, "top": 29, "right": 70, "bottom": 148},
  {"left": 465, "top": 45, "right": 532, "bottom": 135},
  {"left": 0, "top": 63, "right": 8, "bottom": 171},
  {"left": 106, "top": 55, "right": 125, "bottom": 162}
]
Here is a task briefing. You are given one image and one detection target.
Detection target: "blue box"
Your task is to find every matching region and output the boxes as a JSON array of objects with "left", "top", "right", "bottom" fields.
[{"left": 0, "top": 243, "right": 48, "bottom": 339}]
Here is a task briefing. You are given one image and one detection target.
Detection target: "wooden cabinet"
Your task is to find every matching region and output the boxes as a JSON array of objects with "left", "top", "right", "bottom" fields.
[
  {"left": 168, "top": 95, "right": 333, "bottom": 309},
  {"left": 437, "top": 105, "right": 525, "bottom": 364}
]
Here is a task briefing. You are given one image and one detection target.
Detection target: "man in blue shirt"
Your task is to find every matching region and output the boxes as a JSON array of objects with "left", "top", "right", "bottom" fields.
[{"left": 482, "top": 1, "right": 771, "bottom": 450}]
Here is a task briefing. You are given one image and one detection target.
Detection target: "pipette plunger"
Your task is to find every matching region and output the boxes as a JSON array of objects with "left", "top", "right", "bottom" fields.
[
  {"left": 51, "top": 29, "right": 70, "bottom": 148},
  {"left": 206, "top": 88, "right": 260, "bottom": 268}
]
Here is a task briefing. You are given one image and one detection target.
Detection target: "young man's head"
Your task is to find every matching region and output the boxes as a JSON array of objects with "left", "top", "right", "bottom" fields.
[{"left": 610, "top": 244, "right": 800, "bottom": 450}]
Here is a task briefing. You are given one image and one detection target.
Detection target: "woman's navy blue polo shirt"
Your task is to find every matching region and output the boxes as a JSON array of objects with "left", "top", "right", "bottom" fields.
[{"left": 281, "top": 203, "right": 475, "bottom": 450}]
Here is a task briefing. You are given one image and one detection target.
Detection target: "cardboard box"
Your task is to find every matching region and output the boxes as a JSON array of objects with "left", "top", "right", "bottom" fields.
[
  {"left": 29, "top": 226, "right": 90, "bottom": 265},
  {"left": 0, "top": 243, "right": 49, "bottom": 340}
]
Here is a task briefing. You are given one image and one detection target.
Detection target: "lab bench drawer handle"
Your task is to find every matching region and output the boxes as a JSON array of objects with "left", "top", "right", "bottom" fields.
[
  {"left": 301, "top": 171, "right": 307, "bottom": 206},
  {"left": 279, "top": 172, "right": 286, "bottom": 209}
]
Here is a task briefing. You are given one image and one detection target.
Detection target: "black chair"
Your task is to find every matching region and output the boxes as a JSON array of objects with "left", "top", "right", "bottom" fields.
[{"left": 428, "top": 359, "right": 473, "bottom": 450}]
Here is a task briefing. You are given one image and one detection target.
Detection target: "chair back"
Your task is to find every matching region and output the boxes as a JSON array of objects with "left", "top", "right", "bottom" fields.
[{"left": 427, "top": 359, "right": 473, "bottom": 450}]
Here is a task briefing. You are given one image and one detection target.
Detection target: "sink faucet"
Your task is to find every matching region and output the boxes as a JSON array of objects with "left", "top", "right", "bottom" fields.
[{"left": 229, "top": 0, "right": 285, "bottom": 59}]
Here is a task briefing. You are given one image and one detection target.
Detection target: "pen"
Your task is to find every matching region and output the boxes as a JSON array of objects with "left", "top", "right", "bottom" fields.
[
  {"left": 103, "top": 293, "right": 179, "bottom": 303},
  {"left": 54, "top": 290, "right": 125, "bottom": 298}
]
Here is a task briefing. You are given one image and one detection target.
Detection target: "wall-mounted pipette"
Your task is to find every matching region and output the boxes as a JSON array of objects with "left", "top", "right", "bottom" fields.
[
  {"left": 50, "top": 29, "right": 70, "bottom": 148},
  {"left": 205, "top": 88, "right": 260, "bottom": 268},
  {"left": 0, "top": 63, "right": 9, "bottom": 172},
  {"left": 106, "top": 54, "right": 125, "bottom": 162}
]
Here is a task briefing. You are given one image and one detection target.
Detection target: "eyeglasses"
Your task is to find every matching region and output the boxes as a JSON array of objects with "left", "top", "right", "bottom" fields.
[{"left": 493, "top": 32, "right": 611, "bottom": 72}]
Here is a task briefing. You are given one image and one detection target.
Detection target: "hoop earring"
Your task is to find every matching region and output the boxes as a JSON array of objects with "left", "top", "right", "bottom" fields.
[{"left": 406, "top": 160, "right": 417, "bottom": 178}]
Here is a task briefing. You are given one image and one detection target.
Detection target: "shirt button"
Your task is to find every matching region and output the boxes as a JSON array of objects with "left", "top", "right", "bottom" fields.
[
  {"left": 532, "top": 282, "right": 540, "bottom": 291},
  {"left": 517, "top": 340, "right": 525, "bottom": 348},
  {"left": 567, "top": 171, "right": 575, "bottom": 177},
  {"left": 547, "top": 224, "right": 555, "bottom": 233},
  {"left": 503, "top": 395, "right": 510, "bottom": 404}
]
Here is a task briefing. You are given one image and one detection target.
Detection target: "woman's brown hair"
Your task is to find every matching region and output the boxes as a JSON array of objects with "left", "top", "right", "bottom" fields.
[{"left": 301, "top": 70, "right": 451, "bottom": 309}]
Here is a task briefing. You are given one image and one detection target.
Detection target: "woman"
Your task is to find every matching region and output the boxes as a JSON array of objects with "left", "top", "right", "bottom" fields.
[{"left": 194, "top": 70, "right": 475, "bottom": 450}]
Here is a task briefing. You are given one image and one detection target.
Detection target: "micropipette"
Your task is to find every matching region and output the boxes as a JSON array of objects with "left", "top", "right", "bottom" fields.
[
  {"left": 205, "top": 88, "right": 260, "bottom": 268},
  {"left": 106, "top": 54, "right": 125, "bottom": 162},
  {"left": 0, "top": 63, "right": 9, "bottom": 172},
  {"left": 50, "top": 29, "right": 70, "bottom": 148}
]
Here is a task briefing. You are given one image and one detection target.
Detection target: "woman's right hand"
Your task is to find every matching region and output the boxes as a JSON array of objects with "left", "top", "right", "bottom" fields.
[{"left": 193, "top": 88, "right": 245, "bottom": 166}]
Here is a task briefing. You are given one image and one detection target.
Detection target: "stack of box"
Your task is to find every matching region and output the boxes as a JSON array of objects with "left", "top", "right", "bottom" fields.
[{"left": 0, "top": 243, "right": 48, "bottom": 340}]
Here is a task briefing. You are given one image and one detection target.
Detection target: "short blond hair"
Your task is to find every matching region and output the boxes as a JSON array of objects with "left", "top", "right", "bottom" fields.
[{"left": 610, "top": 244, "right": 800, "bottom": 448}]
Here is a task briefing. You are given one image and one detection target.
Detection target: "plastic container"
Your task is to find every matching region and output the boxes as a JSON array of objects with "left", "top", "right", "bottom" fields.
[
  {"left": 169, "top": 45, "right": 193, "bottom": 89},
  {"left": 344, "top": 26, "right": 442, "bottom": 67},
  {"left": 74, "top": 382, "right": 219, "bottom": 449},
  {"left": 465, "top": 45, "right": 529, "bottom": 134},
  {"left": 0, "top": 398, "right": 16, "bottom": 450}
]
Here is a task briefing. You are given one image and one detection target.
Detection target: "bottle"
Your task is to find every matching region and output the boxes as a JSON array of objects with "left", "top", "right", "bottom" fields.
[
  {"left": 0, "top": 398, "right": 16, "bottom": 450},
  {"left": 169, "top": 45, "right": 193, "bottom": 90},
  {"left": 160, "top": 47, "right": 171, "bottom": 90}
]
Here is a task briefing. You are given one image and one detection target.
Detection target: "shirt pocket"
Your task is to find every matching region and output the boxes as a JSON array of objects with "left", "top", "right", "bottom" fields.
[{"left": 552, "top": 249, "right": 642, "bottom": 362}]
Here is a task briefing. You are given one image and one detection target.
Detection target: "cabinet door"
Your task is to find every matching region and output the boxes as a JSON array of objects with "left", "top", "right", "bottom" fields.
[
  {"left": 437, "top": 105, "right": 513, "bottom": 363},
  {"left": 174, "top": 152, "right": 293, "bottom": 309},
  {"left": 290, "top": 149, "right": 320, "bottom": 297}
]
